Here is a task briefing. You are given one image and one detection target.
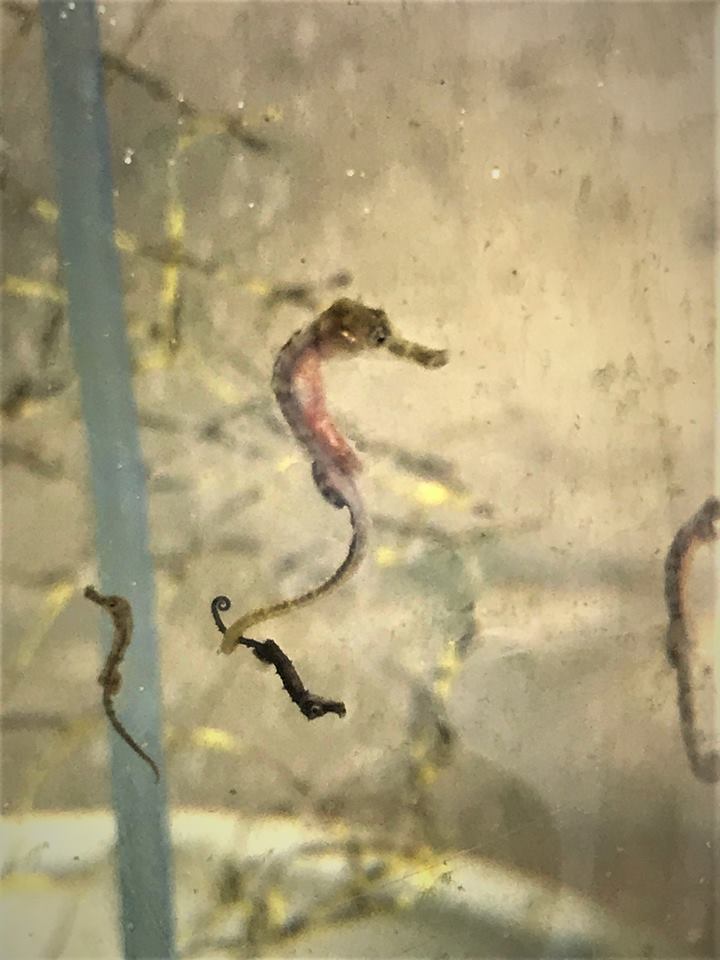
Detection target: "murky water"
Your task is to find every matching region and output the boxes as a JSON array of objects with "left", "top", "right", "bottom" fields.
[{"left": 2, "top": 3, "right": 717, "bottom": 957}]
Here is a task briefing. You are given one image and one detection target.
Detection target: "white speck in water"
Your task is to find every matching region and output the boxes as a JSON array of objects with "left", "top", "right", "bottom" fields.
[
  {"left": 237, "top": 100, "right": 245, "bottom": 110},
  {"left": 597, "top": 80, "right": 605, "bottom": 88},
  {"left": 460, "top": 108, "right": 466, "bottom": 115},
  {"left": 59, "top": 8, "right": 67, "bottom": 18},
  {"left": 123, "top": 147, "right": 135, "bottom": 165},
  {"left": 116, "top": 462, "right": 124, "bottom": 470},
  {"left": 168, "top": 157, "right": 176, "bottom": 167},
  {"left": 248, "top": 201, "right": 255, "bottom": 209},
  {"left": 359, "top": 170, "right": 366, "bottom": 179},
  {"left": 109, "top": 16, "right": 117, "bottom": 27},
  {"left": 362, "top": 206, "right": 371, "bottom": 215},
  {"left": 177, "top": 93, "right": 185, "bottom": 104},
  {"left": 98, "top": 3, "right": 106, "bottom": 12},
  {"left": 112, "top": 188, "right": 119, "bottom": 198},
  {"left": 68, "top": 1, "right": 76, "bottom": 9},
  {"left": 491, "top": 166, "right": 501, "bottom": 180},
  {"left": 139, "top": 686, "right": 145, "bottom": 693},
  {"left": 345, "top": 168, "right": 355, "bottom": 177}
]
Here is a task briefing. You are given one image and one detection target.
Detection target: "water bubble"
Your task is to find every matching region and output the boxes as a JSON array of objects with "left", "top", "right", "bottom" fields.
[
  {"left": 237, "top": 100, "right": 245, "bottom": 110},
  {"left": 68, "top": 1, "right": 76, "bottom": 9},
  {"left": 59, "top": 8, "right": 67, "bottom": 18},
  {"left": 247, "top": 201, "right": 255, "bottom": 209},
  {"left": 491, "top": 166, "right": 501, "bottom": 180},
  {"left": 345, "top": 168, "right": 355, "bottom": 177},
  {"left": 123, "top": 148, "right": 135, "bottom": 165}
]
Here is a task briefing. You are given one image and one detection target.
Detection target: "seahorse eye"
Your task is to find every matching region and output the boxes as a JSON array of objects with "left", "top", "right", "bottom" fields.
[{"left": 368, "top": 308, "right": 390, "bottom": 345}]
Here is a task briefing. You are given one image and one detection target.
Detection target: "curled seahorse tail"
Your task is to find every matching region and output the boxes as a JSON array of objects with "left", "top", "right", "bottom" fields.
[
  {"left": 211, "top": 595, "right": 232, "bottom": 634},
  {"left": 220, "top": 504, "right": 368, "bottom": 655}
]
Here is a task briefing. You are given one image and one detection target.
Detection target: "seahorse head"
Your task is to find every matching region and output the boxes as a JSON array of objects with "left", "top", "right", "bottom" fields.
[
  {"left": 313, "top": 299, "right": 391, "bottom": 356},
  {"left": 313, "top": 298, "right": 448, "bottom": 369}
]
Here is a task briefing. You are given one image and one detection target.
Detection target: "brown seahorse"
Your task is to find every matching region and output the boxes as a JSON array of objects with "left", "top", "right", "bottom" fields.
[
  {"left": 85, "top": 585, "right": 160, "bottom": 781},
  {"left": 213, "top": 298, "right": 448, "bottom": 653}
]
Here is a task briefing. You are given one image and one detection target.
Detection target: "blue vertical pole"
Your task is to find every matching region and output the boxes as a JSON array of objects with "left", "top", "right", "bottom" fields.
[{"left": 40, "top": 2, "right": 176, "bottom": 957}]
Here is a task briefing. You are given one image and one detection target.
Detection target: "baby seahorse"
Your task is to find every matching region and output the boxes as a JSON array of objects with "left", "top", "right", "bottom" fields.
[
  {"left": 214, "top": 298, "right": 448, "bottom": 654},
  {"left": 85, "top": 585, "right": 160, "bottom": 781}
]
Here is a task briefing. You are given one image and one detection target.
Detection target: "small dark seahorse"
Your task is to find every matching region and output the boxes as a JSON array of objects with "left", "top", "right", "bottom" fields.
[{"left": 85, "top": 585, "right": 160, "bottom": 781}]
